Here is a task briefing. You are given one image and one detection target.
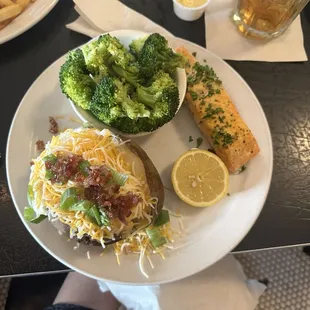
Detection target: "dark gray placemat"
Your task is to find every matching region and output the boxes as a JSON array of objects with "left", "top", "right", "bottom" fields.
[{"left": 0, "top": 278, "right": 11, "bottom": 310}]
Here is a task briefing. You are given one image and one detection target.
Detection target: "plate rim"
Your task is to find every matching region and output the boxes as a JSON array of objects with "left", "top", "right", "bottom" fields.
[
  {"left": 0, "top": 0, "right": 59, "bottom": 45},
  {"left": 6, "top": 31, "right": 273, "bottom": 284}
]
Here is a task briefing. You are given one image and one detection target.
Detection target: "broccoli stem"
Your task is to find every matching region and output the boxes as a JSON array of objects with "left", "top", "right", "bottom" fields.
[{"left": 136, "top": 87, "right": 157, "bottom": 109}]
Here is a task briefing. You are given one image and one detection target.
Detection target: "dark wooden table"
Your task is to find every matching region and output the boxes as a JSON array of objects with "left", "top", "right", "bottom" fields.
[{"left": 1, "top": 0, "right": 310, "bottom": 277}]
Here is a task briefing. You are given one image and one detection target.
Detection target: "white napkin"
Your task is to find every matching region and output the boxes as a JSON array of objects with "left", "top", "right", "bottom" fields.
[
  {"left": 98, "top": 255, "right": 266, "bottom": 310},
  {"left": 205, "top": 0, "right": 308, "bottom": 62},
  {"left": 67, "top": 0, "right": 173, "bottom": 38},
  {"left": 67, "top": 0, "right": 307, "bottom": 62}
]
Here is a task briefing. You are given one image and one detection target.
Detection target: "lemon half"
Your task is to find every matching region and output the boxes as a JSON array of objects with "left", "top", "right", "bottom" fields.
[{"left": 171, "top": 149, "right": 229, "bottom": 207}]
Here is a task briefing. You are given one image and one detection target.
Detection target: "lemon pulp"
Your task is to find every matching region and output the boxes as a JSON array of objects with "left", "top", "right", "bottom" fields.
[{"left": 171, "top": 150, "right": 229, "bottom": 207}]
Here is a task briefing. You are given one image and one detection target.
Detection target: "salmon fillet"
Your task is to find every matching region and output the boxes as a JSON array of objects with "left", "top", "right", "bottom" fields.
[{"left": 176, "top": 47, "right": 260, "bottom": 172}]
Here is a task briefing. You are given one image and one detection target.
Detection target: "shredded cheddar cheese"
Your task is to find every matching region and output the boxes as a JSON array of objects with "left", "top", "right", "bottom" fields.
[
  {"left": 114, "top": 222, "right": 180, "bottom": 277},
  {"left": 29, "top": 128, "right": 155, "bottom": 244}
]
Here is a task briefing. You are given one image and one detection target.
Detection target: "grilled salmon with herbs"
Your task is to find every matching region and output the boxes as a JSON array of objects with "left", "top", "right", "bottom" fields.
[{"left": 176, "top": 47, "right": 260, "bottom": 173}]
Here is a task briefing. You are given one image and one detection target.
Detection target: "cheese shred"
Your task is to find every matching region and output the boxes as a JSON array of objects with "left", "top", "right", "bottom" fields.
[{"left": 29, "top": 128, "right": 155, "bottom": 245}]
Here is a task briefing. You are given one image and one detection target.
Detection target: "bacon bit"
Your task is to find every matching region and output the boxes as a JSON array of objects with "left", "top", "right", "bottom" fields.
[
  {"left": 49, "top": 116, "right": 59, "bottom": 134},
  {"left": 82, "top": 166, "right": 112, "bottom": 187},
  {"left": 107, "top": 193, "right": 139, "bottom": 224},
  {"left": 45, "top": 153, "right": 84, "bottom": 184},
  {"left": 45, "top": 152, "right": 113, "bottom": 186},
  {"left": 36, "top": 140, "right": 45, "bottom": 152},
  {"left": 84, "top": 186, "right": 139, "bottom": 224},
  {"left": 84, "top": 184, "right": 120, "bottom": 206},
  {"left": 30, "top": 161, "right": 34, "bottom": 166},
  {"left": 45, "top": 152, "right": 140, "bottom": 224}
]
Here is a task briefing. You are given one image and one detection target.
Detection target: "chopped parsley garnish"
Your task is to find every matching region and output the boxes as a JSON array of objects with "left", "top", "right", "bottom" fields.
[
  {"left": 215, "top": 89, "right": 221, "bottom": 94},
  {"left": 212, "top": 127, "right": 235, "bottom": 147},
  {"left": 187, "top": 76, "right": 196, "bottom": 85},
  {"left": 207, "top": 88, "right": 215, "bottom": 97},
  {"left": 192, "top": 52, "right": 197, "bottom": 57},
  {"left": 189, "top": 136, "right": 193, "bottom": 143},
  {"left": 190, "top": 90, "right": 198, "bottom": 100},
  {"left": 200, "top": 100, "right": 206, "bottom": 106},
  {"left": 203, "top": 103, "right": 224, "bottom": 119},
  {"left": 196, "top": 137, "right": 203, "bottom": 148},
  {"left": 193, "top": 62, "right": 222, "bottom": 84},
  {"left": 187, "top": 62, "right": 222, "bottom": 99},
  {"left": 218, "top": 115, "right": 225, "bottom": 123}
]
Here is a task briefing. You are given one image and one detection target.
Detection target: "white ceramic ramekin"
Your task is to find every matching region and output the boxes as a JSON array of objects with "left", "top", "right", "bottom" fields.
[{"left": 172, "top": 0, "right": 210, "bottom": 21}]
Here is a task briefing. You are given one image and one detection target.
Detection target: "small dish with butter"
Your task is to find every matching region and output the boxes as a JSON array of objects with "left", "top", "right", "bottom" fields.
[{"left": 173, "top": 0, "right": 210, "bottom": 21}]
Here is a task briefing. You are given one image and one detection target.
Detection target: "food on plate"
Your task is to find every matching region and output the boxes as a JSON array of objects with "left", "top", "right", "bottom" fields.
[
  {"left": 0, "top": 0, "right": 36, "bottom": 31},
  {"left": 113, "top": 208, "right": 177, "bottom": 277},
  {"left": 129, "top": 33, "right": 185, "bottom": 79},
  {"left": 25, "top": 128, "right": 167, "bottom": 248},
  {"left": 59, "top": 33, "right": 184, "bottom": 134},
  {"left": 35, "top": 139, "right": 45, "bottom": 152},
  {"left": 176, "top": 47, "right": 260, "bottom": 172},
  {"left": 49, "top": 116, "right": 58, "bottom": 134},
  {"left": 171, "top": 149, "right": 229, "bottom": 207}
]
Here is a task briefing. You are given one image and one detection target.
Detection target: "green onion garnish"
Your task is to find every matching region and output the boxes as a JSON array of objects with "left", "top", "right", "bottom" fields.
[
  {"left": 86, "top": 206, "right": 102, "bottom": 226},
  {"left": 69, "top": 200, "right": 92, "bottom": 212},
  {"left": 153, "top": 210, "right": 170, "bottom": 227},
  {"left": 146, "top": 227, "right": 167, "bottom": 248},
  {"left": 42, "top": 154, "right": 57, "bottom": 163},
  {"left": 110, "top": 168, "right": 128, "bottom": 186},
  {"left": 79, "top": 160, "right": 91, "bottom": 176},
  {"left": 24, "top": 206, "right": 47, "bottom": 224},
  {"left": 45, "top": 170, "right": 55, "bottom": 180},
  {"left": 60, "top": 188, "right": 78, "bottom": 211}
]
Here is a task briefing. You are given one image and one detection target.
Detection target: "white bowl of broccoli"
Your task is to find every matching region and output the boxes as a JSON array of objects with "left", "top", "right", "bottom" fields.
[{"left": 60, "top": 29, "right": 187, "bottom": 137}]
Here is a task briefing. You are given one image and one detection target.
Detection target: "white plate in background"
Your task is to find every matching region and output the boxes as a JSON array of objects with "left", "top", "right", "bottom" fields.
[{"left": 0, "top": 0, "right": 58, "bottom": 45}]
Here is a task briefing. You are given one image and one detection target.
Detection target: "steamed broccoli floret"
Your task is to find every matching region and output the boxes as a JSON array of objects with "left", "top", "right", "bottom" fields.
[
  {"left": 59, "top": 34, "right": 181, "bottom": 134},
  {"left": 59, "top": 49, "right": 96, "bottom": 110},
  {"left": 89, "top": 74, "right": 179, "bottom": 134},
  {"left": 107, "top": 38, "right": 141, "bottom": 86},
  {"left": 103, "top": 34, "right": 136, "bottom": 69},
  {"left": 137, "top": 71, "right": 176, "bottom": 106},
  {"left": 84, "top": 34, "right": 141, "bottom": 86},
  {"left": 81, "top": 38, "right": 110, "bottom": 82},
  {"left": 136, "top": 72, "right": 180, "bottom": 131},
  {"left": 129, "top": 35, "right": 149, "bottom": 57},
  {"left": 138, "top": 33, "right": 184, "bottom": 79},
  {"left": 111, "top": 117, "right": 143, "bottom": 134},
  {"left": 90, "top": 76, "right": 150, "bottom": 125},
  {"left": 111, "top": 81, "right": 178, "bottom": 134},
  {"left": 111, "top": 64, "right": 141, "bottom": 87}
]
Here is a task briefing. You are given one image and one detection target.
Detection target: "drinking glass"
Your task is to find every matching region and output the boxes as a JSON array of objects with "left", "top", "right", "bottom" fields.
[{"left": 232, "top": 0, "right": 310, "bottom": 39}]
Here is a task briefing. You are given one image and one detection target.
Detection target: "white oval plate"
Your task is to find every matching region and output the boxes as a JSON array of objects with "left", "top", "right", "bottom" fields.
[
  {"left": 6, "top": 32, "right": 273, "bottom": 285},
  {"left": 0, "top": 0, "right": 58, "bottom": 45}
]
